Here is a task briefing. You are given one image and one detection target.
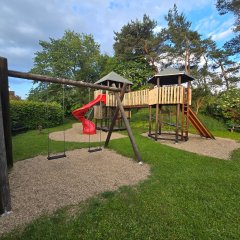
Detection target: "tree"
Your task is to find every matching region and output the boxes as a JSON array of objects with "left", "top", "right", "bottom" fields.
[
  {"left": 31, "top": 30, "right": 102, "bottom": 81},
  {"left": 216, "top": 0, "right": 240, "bottom": 55},
  {"left": 163, "top": 4, "right": 202, "bottom": 74},
  {"left": 209, "top": 46, "right": 240, "bottom": 89},
  {"left": 191, "top": 38, "right": 222, "bottom": 92},
  {"left": 113, "top": 14, "right": 164, "bottom": 72},
  {"left": 101, "top": 56, "right": 153, "bottom": 90},
  {"left": 29, "top": 30, "right": 105, "bottom": 113}
]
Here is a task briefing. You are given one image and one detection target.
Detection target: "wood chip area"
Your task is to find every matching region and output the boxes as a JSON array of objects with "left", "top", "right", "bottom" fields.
[
  {"left": 142, "top": 132, "right": 240, "bottom": 160},
  {"left": 0, "top": 149, "right": 150, "bottom": 235}
]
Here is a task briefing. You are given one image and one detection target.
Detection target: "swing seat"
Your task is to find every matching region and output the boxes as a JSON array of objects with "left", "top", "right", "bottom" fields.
[
  {"left": 47, "top": 154, "right": 66, "bottom": 160},
  {"left": 88, "top": 147, "right": 102, "bottom": 153}
]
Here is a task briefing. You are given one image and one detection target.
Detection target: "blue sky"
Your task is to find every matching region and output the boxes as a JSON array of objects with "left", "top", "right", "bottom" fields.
[{"left": 0, "top": 0, "right": 235, "bottom": 99}]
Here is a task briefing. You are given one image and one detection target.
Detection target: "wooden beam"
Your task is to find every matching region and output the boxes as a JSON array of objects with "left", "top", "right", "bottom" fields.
[
  {"left": 104, "top": 83, "right": 127, "bottom": 147},
  {"left": 0, "top": 95, "right": 11, "bottom": 215},
  {"left": 0, "top": 57, "right": 13, "bottom": 168},
  {"left": 8, "top": 70, "right": 121, "bottom": 92},
  {"left": 115, "top": 90, "right": 143, "bottom": 163}
]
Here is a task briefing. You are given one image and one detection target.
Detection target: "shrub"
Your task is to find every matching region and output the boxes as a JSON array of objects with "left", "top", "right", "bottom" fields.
[
  {"left": 206, "top": 88, "right": 240, "bottom": 128},
  {"left": 10, "top": 100, "right": 63, "bottom": 130}
]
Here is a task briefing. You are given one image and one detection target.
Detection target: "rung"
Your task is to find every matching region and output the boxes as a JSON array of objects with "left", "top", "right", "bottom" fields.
[
  {"left": 47, "top": 154, "right": 66, "bottom": 160},
  {"left": 88, "top": 148, "right": 102, "bottom": 153}
]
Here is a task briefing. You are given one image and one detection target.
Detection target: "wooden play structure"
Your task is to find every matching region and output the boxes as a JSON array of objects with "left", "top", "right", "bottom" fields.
[{"left": 93, "top": 68, "right": 215, "bottom": 143}]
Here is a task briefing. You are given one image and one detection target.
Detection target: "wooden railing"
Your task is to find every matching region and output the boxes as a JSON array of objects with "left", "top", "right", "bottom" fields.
[
  {"left": 149, "top": 86, "right": 184, "bottom": 105},
  {"left": 94, "top": 86, "right": 191, "bottom": 107}
]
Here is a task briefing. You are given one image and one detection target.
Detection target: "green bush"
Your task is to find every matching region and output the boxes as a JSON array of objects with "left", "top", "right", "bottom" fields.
[
  {"left": 10, "top": 100, "right": 63, "bottom": 130},
  {"left": 206, "top": 88, "right": 240, "bottom": 128}
]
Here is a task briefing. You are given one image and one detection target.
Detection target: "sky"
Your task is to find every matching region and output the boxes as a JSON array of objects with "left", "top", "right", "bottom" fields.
[{"left": 0, "top": 0, "right": 235, "bottom": 99}]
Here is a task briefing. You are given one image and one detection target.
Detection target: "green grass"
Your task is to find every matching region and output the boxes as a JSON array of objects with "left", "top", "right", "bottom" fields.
[{"left": 2, "top": 114, "right": 240, "bottom": 239}]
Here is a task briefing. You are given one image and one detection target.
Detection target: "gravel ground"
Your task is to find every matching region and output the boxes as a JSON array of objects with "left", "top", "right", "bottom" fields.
[
  {"left": 142, "top": 132, "right": 240, "bottom": 160},
  {"left": 49, "top": 123, "right": 127, "bottom": 142},
  {"left": 0, "top": 149, "right": 150, "bottom": 235}
]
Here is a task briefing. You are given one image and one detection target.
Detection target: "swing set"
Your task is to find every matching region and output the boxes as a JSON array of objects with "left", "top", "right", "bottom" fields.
[
  {"left": 0, "top": 56, "right": 142, "bottom": 214},
  {"left": 46, "top": 83, "right": 66, "bottom": 160}
]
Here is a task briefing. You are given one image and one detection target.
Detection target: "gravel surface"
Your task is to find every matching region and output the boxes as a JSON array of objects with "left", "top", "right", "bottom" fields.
[
  {"left": 142, "top": 132, "right": 240, "bottom": 160},
  {"left": 49, "top": 123, "right": 127, "bottom": 142},
  {"left": 0, "top": 149, "right": 150, "bottom": 235}
]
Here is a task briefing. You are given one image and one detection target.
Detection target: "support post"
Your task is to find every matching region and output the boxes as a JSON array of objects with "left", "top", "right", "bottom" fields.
[
  {"left": 158, "top": 105, "right": 162, "bottom": 135},
  {"left": 0, "top": 94, "right": 11, "bottom": 215},
  {"left": 0, "top": 57, "right": 13, "bottom": 168},
  {"left": 148, "top": 105, "right": 152, "bottom": 136},
  {"left": 181, "top": 93, "right": 185, "bottom": 141},
  {"left": 155, "top": 78, "right": 160, "bottom": 141},
  {"left": 115, "top": 91, "right": 143, "bottom": 163},
  {"left": 105, "top": 83, "right": 127, "bottom": 147},
  {"left": 175, "top": 75, "right": 181, "bottom": 143},
  {"left": 185, "top": 80, "right": 191, "bottom": 140}
]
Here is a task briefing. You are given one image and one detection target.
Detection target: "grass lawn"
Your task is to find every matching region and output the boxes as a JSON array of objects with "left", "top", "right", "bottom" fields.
[{"left": 2, "top": 115, "right": 240, "bottom": 239}]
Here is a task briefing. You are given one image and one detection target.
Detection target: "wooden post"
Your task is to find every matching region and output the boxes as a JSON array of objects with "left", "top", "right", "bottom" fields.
[
  {"left": 0, "top": 57, "right": 13, "bottom": 168},
  {"left": 159, "top": 105, "right": 162, "bottom": 135},
  {"left": 175, "top": 76, "right": 181, "bottom": 143},
  {"left": 185, "top": 80, "right": 191, "bottom": 140},
  {"left": 181, "top": 89, "right": 185, "bottom": 141},
  {"left": 105, "top": 83, "right": 127, "bottom": 147},
  {"left": 0, "top": 94, "right": 11, "bottom": 215},
  {"left": 155, "top": 78, "right": 160, "bottom": 141},
  {"left": 148, "top": 106, "right": 152, "bottom": 136},
  {"left": 115, "top": 91, "right": 143, "bottom": 163}
]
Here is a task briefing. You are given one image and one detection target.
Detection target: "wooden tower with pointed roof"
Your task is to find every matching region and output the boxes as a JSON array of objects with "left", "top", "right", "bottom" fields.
[
  {"left": 147, "top": 67, "right": 194, "bottom": 142},
  {"left": 94, "top": 71, "right": 132, "bottom": 131}
]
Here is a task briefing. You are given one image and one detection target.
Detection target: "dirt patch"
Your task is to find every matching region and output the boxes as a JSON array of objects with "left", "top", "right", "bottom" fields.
[
  {"left": 0, "top": 149, "right": 150, "bottom": 235},
  {"left": 49, "top": 123, "right": 126, "bottom": 142},
  {"left": 142, "top": 132, "right": 240, "bottom": 160}
]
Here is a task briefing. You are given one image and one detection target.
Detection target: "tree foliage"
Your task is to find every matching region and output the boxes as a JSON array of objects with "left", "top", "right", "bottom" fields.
[
  {"left": 207, "top": 88, "right": 240, "bottom": 128},
  {"left": 101, "top": 56, "right": 153, "bottom": 90},
  {"left": 216, "top": 0, "right": 240, "bottom": 55},
  {"left": 162, "top": 4, "right": 202, "bottom": 74},
  {"left": 113, "top": 14, "right": 164, "bottom": 72},
  {"left": 29, "top": 30, "right": 105, "bottom": 113}
]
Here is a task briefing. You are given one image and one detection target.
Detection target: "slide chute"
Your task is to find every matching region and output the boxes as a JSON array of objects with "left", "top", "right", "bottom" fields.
[{"left": 72, "top": 94, "right": 106, "bottom": 134}]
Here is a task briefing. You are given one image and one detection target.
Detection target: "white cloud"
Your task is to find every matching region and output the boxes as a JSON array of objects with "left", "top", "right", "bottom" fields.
[
  {"left": 212, "top": 28, "right": 233, "bottom": 40},
  {"left": 5, "top": 47, "right": 31, "bottom": 57}
]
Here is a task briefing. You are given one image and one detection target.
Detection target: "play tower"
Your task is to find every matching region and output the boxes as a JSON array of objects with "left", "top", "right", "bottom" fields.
[
  {"left": 94, "top": 71, "right": 132, "bottom": 131},
  {"left": 147, "top": 67, "right": 214, "bottom": 142}
]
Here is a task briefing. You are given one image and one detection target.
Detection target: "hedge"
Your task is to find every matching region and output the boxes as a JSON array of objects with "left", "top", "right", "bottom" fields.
[{"left": 10, "top": 100, "right": 63, "bottom": 130}]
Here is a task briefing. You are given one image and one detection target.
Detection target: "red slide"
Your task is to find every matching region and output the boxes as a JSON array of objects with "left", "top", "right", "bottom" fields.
[{"left": 72, "top": 94, "right": 106, "bottom": 135}]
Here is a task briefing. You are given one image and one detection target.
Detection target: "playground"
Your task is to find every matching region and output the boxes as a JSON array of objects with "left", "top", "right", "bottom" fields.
[{"left": 1, "top": 58, "right": 240, "bottom": 239}]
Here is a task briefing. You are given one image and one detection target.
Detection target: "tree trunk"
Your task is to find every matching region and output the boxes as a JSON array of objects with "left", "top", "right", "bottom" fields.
[{"left": 219, "top": 62, "right": 229, "bottom": 89}]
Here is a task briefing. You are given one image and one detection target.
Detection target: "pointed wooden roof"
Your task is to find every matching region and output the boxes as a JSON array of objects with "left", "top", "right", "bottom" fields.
[
  {"left": 95, "top": 71, "right": 133, "bottom": 86},
  {"left": 148, "top": 67, "right": 194, "bottom": 85}
]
